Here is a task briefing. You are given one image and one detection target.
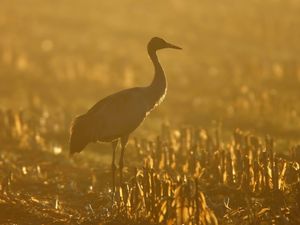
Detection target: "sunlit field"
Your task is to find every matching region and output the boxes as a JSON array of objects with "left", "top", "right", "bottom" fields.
[{"left": 1, "top": 0, "right": 300, "bottom": 224}]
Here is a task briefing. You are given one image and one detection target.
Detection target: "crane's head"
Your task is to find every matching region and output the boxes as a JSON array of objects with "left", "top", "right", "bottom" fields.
[{"left": 148, "top": 37, "right": 182, "bottom": 51}]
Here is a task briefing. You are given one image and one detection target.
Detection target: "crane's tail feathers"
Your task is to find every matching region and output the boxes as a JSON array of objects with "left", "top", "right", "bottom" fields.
[{"left": 69, "top": 114, "right": 91, "bottom": 155}]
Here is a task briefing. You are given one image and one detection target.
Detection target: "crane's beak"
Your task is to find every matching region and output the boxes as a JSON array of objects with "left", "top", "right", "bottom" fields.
[{"left": 166, "top": 42, "right": 182, "bottom": 50}]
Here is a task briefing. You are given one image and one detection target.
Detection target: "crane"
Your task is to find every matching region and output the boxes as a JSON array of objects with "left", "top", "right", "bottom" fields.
[{"left": 69, "top": 37, "right": 181, "bottom": 191}]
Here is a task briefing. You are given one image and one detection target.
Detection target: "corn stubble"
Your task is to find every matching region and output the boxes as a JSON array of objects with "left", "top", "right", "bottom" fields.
[
  {"left": 110, "top": 125, "right": 300, "bottom": 225},
  {"left": 0, "top": 109, "right": 300, "bottom": 225}
]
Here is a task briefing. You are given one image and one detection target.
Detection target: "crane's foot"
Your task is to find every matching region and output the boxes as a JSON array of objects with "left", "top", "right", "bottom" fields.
[{"left": 111, "top": 163, "right": 117, "bottom": 204}]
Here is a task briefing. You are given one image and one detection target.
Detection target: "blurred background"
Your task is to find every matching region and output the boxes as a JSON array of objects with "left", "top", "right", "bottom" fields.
[{"left": 1, "top": 0, "right": 300, "bottom": 139}]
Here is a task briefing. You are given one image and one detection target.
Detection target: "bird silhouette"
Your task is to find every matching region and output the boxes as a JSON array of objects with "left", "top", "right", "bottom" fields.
[{"left": 69, "top": 37, "right": 181, "bottom": 190}]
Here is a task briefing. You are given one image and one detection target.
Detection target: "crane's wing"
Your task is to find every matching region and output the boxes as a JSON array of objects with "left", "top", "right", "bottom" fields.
[{"left": 87, "top": 87, "right": 149, "bottom": 141}]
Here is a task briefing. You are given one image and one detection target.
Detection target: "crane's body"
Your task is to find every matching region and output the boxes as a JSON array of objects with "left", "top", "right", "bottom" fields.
[
  {"left": 69, "top": 37, "right": 181, "bottom": 189},
  {"left": 70, "top": 86, "right": 166, "bottom": 152}
]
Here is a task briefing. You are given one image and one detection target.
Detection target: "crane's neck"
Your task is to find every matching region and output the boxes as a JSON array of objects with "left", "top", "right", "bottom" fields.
[{"left": 146, "top": 47, "right": 167, "bottom": 107}]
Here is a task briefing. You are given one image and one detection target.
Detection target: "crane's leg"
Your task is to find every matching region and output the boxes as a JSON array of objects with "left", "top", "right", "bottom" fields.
[
  {"left": 119, "top": 135, "right": 129, "bottom": 185},
  {"left": 111, "top": 139, "right": 118, "bottom": 194}
]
